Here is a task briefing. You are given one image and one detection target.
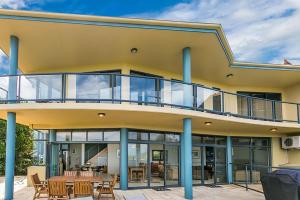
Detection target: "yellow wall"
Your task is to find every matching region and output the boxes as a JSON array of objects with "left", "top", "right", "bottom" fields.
[{"left": 271, "top": 137, "right": 288, "bottom": 167}]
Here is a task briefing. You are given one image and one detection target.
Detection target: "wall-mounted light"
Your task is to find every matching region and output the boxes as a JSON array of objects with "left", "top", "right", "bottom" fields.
[
  {"left": 130, "top": 48, "right": 138, "bottom": 54},
  {"left": 270, "top": 128, "right": 278, "bottom": 132},
  {"left": 98, "top": 113, "right": 106, "bottom": 118},
  {"left": 204, "top": 122, "right": 212, "bottom": 126},
  {"left": 226, "top": 73, "right": 234, "bottom": 78}
]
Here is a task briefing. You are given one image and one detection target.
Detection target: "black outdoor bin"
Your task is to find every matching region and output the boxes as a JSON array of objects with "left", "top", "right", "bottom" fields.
[{"left": 261, "top": 170, "right": 300, "bottom": 200}]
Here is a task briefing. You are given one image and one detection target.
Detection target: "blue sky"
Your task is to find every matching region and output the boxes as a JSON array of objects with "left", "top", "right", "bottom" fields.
[{"left": 1, "top": 0, "right": 300, "bottom": 74}]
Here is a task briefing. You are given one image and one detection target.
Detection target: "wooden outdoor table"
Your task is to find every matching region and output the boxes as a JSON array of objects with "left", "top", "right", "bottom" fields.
[{"left": 49, "top": 176, "right": 104, "bottom": 186}]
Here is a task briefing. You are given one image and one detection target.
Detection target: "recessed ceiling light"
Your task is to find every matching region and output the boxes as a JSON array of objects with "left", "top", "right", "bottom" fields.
[
  {"left": 270, "top": 128, "right": 278, "bottom": 132},
  {"left": 226, "top": 73, "right": 234, "bottom": 78},
  {"left": 98, "top": 113, "right": 106, "bottom": 118},
  {"left": 204, "top": 122, "right": 212, "bottom": 126},
  {"left": 130, "top": 48, "right": 138, "bottom": 54}
]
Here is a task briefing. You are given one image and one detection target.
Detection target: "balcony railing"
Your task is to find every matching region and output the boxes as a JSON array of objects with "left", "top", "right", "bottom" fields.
[{"left": 0, "top": 73, "right": 299, "bottom": 124}]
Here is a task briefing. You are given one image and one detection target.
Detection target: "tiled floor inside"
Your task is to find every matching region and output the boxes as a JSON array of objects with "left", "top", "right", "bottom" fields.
[{"left": 12, "top": 184, "right": 265, "bottom": 200}]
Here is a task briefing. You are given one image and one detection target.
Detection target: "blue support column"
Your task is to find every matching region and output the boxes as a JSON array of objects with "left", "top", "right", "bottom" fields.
[
  {"left": 180, "top": 134, "right": 185, "bottom": 186},
  {"left": 49, "top": 130, "right": 58, "bottom": 177},
  {"left": 182, "top": 47, "right": 193, "bottom": 199},
  {"left": 183, "top": 118, "right": 192, "bottom": 199},
  {"left": 226, "top": 136, "right": 233, "bottom": 183},
  {"left": 5, "top": 35, "right": 19, "bottom": 200},
  {"left": 120, "top": 128, "right": 128, "bottom": 190}
]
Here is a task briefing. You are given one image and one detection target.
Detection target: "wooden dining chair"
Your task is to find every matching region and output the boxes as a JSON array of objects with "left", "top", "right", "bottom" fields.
[
  {"left": 74, "top": 180, "right": 94, "bottom": 198},
  {"left": 48, "top": 180, "right": 69, "bottom": 200},
  {"left": 64, "top": 171, "right": 77, "bottom": 177},
  {"left": 97, "top": 174, "right": 118, "bottom": 200},
  {"left": 31, "top": 173, "right": 48, "bottom": 200},
  {"left": 80, "top": 171, "right": 94, "bottom": 177}
]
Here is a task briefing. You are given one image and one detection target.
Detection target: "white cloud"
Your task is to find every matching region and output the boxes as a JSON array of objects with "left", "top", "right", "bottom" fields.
[
  {"left": 129, "top": 0, "right": 300, "bottom": 65},
  {"left": 0, "top": 0, "right": 28, "bottom": 9}
]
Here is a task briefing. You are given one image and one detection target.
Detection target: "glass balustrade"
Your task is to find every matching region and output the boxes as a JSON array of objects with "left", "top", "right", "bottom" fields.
[{"left": 0, "top": 73, "right": 299, "bottom": 123}]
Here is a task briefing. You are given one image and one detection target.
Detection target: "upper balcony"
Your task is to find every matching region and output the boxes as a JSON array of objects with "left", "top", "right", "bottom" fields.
[{"left": 0, "top": 72, "right": 299, "bottom": 125}]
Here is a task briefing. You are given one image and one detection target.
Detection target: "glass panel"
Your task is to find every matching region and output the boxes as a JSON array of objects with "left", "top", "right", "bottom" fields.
[
  {"left": 33, "top": 140, "right": 46, "bottom": 165},
  {"left": 274, "top": 101, "right": 283, "bottom": 121},
  {"left": 204, "top": 146, "right": 215, "bottom": 184},
  {"left": 165, "top": 134, "right": 180, "bottom": 143},
  {"left": 281, "top": 102, "right": 298, "bottom": 122},
  {"left": 236, "top": 95, "right": 249, "bottom": 117},
  {"left": 77, "top": 74, "right": 111, "bottom": 100},
  {"left": 252, "top": 147, "right": 270, "bottom": 183},
  {"left": 72, "top": 131, "right": 86, "bottom": 141},
  {"left": 192, "top": 146, "right": 202, "bottom": 185},
  {"left": 150, "top": 144, "right": 164, "bottom": 187},
  {"left": 251, "top": 98, "right": 273, "bottom": 120},
  {"left": 103, "top": 131, "right": 120, "bottom": 141},
  {"left": 87, "top": 131, "right": 103, "bottom": 141},
  {"left": 252, "top": 138, "right": 269, "bottom": 147},
  {"left": 171, "top": 81, "right": 193, "bottom": 107},
  {"left": 215, "top": 147, "right": 226, "bottom": 183},
  {"left": 130, "top": 76, "right": 158, "bottom": 104},
  {"left": 0, "top": 76, "right": 9, "bottom": 101},
  {"left": 128, "top": 131, "right": 148, "bottom": 141},
  {"left": 203, "top": 136, "right": 215, "bottom": 145},
  {"left": 56, "top": 131, "right": 71, "bottom": 142},
  {"left": 215, "top": 137, "right": 226, "bottom": 145},
  {"left": 20, "top": 75, "right": 62, "bottom": 101},
  {"left": 33, "top": 130, "right": 48, "bottom": 140},
  {"left": 128, "top": 143, "right": 148, "bottom": 187},
  {"left": 192, "top": 135, "right": 202, "bottom": 144},
  {"left": 232, "top": 146, "right": 250, "bottom": 182},
  {"left": 150, "top": 133, "right": 164, "bottom": 142},
  {"left": 198, "top": 87, "right": 222, "bottom": 112},
  {"left": 165, "top": 145, "right": 179, "bottom": 186},
  {"left": 232, "top": 137, "right": 250, "bottom": 146}
]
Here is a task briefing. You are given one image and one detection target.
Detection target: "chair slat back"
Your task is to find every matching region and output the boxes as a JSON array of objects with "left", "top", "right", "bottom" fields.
[
  {"left": 64, "top": 171, "right": 77, "bottom": 177},
  {"left": 80, "top": 171, "right": 93, "bottom": 177},
  {"left": 74, "top": 180, "right": 93, "bottom": 196},
  {"left": 110, "top": 174, "right": 118, "bottom": 189},
  {"left": 31, "top": 173, "right": 41, "bottom": 188},
  {"left": 48, "top": 180, "right": 68, "bottom": 197}
]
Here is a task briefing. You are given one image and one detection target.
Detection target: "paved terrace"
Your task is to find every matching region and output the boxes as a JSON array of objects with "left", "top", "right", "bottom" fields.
[{"left": 0, "top": 177, "right": 264, "bottom": 200}]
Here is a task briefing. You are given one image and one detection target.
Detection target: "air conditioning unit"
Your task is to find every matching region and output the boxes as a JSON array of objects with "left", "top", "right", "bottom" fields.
[{"left": 282, "top": 136, "right": 300, "bottom": 149}]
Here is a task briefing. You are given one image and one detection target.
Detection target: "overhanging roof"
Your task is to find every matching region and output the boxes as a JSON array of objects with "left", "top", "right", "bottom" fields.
[{"left": 0, "top": 9, "right": 300, "bottom": 88}]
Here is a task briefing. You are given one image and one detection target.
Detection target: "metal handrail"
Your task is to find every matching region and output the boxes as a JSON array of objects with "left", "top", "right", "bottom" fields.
[{"left": 0, "top": 72, "right": 299, "bottom": 123}]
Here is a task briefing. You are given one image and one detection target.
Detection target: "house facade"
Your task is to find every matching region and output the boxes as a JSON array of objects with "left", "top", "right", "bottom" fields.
[{"left": 1, "top": 9, "right": 300, "bottom": 199}]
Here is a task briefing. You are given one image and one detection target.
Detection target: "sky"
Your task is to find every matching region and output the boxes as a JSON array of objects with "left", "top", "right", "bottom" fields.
[{"left": 0, "top": 0, "right": 300, "bottom": 74}]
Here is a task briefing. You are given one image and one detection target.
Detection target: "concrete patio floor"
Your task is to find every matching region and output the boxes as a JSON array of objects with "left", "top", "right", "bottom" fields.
[{"left": 13, "top": 184, "right": 265, "bottom": 200}]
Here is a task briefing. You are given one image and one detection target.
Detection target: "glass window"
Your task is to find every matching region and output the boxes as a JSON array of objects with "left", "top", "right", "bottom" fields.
[
  {"left": 33, "top": 140, "right": 46, "bottom": 165},
  {"left": 232, "top": 137, "right": 250, "bottom": 146},
  {"left": 87, "top": 130, "right": 103, "bottom": 141},
  {"left": 216, "top": 137, "right": 226, "bottom": 145},
  {"left": 128, "top": 131, "right": 148, "bottom": 141},
  {"left": 33, "top": 130, "right": 48, "bottom": 140},
  {"left": 128, "top": 143, "right": 148, "bottom": 187},
  {"left": 203, "top": 136, "right": 215, "bottom": 145},
  {"left": 192, "top": 135, "right": 202, "bottom": 144},
  {"left": 150, "top": 133, "right": 164, "bottom": 142},
  {"left": 72, "top": 131, "right": 87, "bottom": 141},
  {"left": 104, "top": 131, "right": 120, "bottom": 141},
  {"left": 165, "top": 134, "right": 180, "bottom": 143},
  {"left": 252, "top": 138, "right": 269, "bottom": 147},
  {"left": 56, "top": 131, "right": 71, "bottom": 142}
]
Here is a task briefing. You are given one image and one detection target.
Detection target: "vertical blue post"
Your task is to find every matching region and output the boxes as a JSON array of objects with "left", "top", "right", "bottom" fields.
[
  {"left": 226, "top": 136, "right": 233, "bottom": 183},
  {"left": 180, "top": 134, "right": 185, "bottom": 186},
  {"left": 183, "top": 118, "right": 192, "bottom": 199},
  {"left": 120, "top": 128, "right": 128, "bottom": 190},
  {"left": 5, "top": 35, "right": 18, "bottom": 200},
  {"left": 183, "top": 47, "right": 192, "bottom": 199},
  {"left": 49, "top": 130, "right": 58, "bottom": 177}
]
